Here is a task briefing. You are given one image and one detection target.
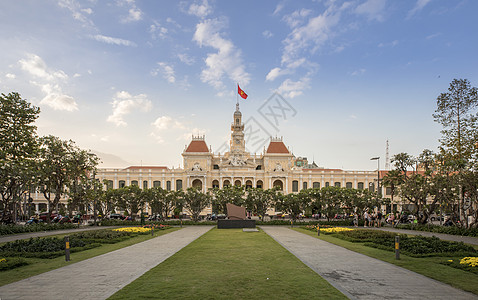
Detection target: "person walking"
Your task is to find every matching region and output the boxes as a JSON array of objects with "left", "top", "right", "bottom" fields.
[
  {"left": 377, "top": 210, "right": 383, "bottom": 227},
  {"left": 363, "top": 210, "right": 369, "bottom": 227}
]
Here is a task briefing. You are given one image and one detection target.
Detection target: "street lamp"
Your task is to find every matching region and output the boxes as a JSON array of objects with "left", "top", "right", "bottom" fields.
[{"left": 370, "top": 157, "right": 380, "bottom": 197}]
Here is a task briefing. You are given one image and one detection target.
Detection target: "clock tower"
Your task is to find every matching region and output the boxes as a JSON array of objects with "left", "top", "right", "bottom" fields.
[{"left": 230, "top": 102, "right": 245, "bottom": 153}]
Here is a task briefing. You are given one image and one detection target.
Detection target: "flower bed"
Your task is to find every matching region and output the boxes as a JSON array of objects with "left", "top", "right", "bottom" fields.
[
  {"left": 302, "top": 225, "right": 353, "bottom": 234},
  {"left": 442, "top": 257, "right": 478, "bottom": 275}
]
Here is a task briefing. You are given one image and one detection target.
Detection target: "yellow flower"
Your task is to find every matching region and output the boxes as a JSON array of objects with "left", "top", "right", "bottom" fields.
[
  {"left": 113, "top": 227, "right": 151, "bottom": 233},
  {"left": 447, "top": 260, "right": 453, "bottom": 262},
  {"left": 0, "top": 258, "right": 6, "bottom": 263},
  {"left": 320, "top": 227, "right": 354, "bottom": 233},
  {"left": 460, "top": 257, "right": 478, "bottom": 268}
]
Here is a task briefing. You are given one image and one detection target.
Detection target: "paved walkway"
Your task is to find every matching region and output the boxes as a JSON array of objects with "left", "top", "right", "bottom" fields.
[
  {"left": 0, "top": 226, "right": 213, "bottom": 300},
  {"left": 0, "top": 226, "right": 120, "bottom": 244},
  {"left": 260, "top": 226, "right": 477, "bottom": 300},
  {"left": 365, "top": 226, "right": 478, "bottom": 245}
]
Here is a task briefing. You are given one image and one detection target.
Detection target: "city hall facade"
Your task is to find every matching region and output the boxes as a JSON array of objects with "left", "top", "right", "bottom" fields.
[{"left": 95, "top": 103, "right": 385, "bottom": 215}]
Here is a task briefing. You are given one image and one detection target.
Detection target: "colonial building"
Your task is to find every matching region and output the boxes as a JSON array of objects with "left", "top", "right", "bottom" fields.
[{"left": 29, "top": 103, "right": 398, "bottom": 215}]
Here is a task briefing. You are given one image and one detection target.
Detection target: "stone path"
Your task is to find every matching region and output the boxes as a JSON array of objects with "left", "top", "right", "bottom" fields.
[
  {"left": 260, "top": 226, "right": 477, "bottom": 300},
  {"left": 0, "top": 226, "right": 120, "bottom": 244},
  {"left": 0, "top": 226, "right": 213, "bottom": 300},
  {"left": 366, "top": 226, "right": 478, "bottom": 245}
]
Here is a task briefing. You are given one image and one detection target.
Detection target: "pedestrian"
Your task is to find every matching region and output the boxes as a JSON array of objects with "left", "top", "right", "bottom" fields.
[
  {"left": 371, "top": 211, "right": 376, "bottom": 227},
  {"left": 353, "top": 212, "right": 359, "bottom": 227},
  {"left": 377, "top": 210, "right": 382, "bottom": 227},
  {"left": 363, "top": 210, "right": 369, "bottom": 227}
]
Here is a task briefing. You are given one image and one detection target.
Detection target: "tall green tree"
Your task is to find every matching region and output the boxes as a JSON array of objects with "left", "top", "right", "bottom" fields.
[
  {"left": 245, "top": 187, "right": 277, "bottom": 220},
  {"left": 0, "top": 92, "right": 40, "bottom": 223},
  {"left": 36, "top": 136, "right": 98, "bottom": 222},
  {"left": 382, "top": 169, "right": 405, "bottom": 207},
  {"left": 433, "top": 78, "right": 478, "bottom": 168},
  {"left": 183, "top": 187, "right": 211, "bottom": 222},
  {"left": 210, "top": 185, "right": 244, "bottom": 215}
]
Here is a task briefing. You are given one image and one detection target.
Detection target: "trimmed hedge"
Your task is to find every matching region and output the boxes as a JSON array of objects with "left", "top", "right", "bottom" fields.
[
  {"left": 0, "top": 223, "right": 78, "bottom": 236},
  {"left": 396, "top": 224, "right": 478, "bottom": 237},
  {"left": 0, "top": 257, "right": 29, "bottom": 271},
  {"left": 334, "top": 229, "right": 477, "bottom": 257},
  {"left": 99, "top": 219, "right": 362, "bottom": 227}
]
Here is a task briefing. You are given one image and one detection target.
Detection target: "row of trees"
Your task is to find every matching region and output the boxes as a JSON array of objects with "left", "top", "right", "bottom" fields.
[
  {"left": 1, "top": 92, "right": 99, "bottom": 223},
  {"left": 382, "top": 79, "right": 478, "bottom": 228},
  {"left": 88, "top": 184, "right": 385, "bottom": 223}
]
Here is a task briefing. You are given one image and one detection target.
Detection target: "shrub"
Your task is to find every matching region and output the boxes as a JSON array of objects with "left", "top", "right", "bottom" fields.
[
  {"left": 0, "top": 257, "right": 29, "bottom": 271},
  {"left": 396, "top": 224, "right": 478, "bottom": 237},
  {"left": 0, "top": 223, "right": 78, "bottom": 236}
]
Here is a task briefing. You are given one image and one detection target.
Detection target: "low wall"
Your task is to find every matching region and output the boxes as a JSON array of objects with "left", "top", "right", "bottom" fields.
[{"left": 217, "top": 219, "right": 256, "bottom": 229}]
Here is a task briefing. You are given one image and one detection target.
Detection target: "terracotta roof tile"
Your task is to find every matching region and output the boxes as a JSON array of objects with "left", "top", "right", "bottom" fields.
[
  {"left": 266, "top": 141, "right": 289, "bottom": 154},
  {"left": 185, "top": 140, "right": 209, "bottom": 153},
  {"left": 302, "top": 168, "right": 343, "bottom": 172}
]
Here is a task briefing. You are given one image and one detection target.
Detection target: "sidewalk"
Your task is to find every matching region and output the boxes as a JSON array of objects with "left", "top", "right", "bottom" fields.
[
  {"left": 0, "top": 226, "right": 213, "bottom": 300},
  {"left": 261, "top": 226, "right": 477, "bottom": 300},
  {"left": 364, "top": 226, "right": 478, "bottom": 246},
  {"left": 0, "top": 226, "right": 120, "bottom": 244}
]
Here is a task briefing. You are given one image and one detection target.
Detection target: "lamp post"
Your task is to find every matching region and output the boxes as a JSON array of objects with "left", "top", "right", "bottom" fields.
[{"left": 370, "top": 157, "right": 380, "bottom": 197}]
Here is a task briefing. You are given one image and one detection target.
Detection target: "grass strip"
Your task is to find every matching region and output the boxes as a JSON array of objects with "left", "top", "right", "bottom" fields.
[
  {"left": 295, "top": 228, "right": 478, "bottom": 295},
  {"left": 109, "top": 228, "right": 347, "bottom": 300},
  {"left": 0, "top": 227, "right": 179, "bottom": 287}
]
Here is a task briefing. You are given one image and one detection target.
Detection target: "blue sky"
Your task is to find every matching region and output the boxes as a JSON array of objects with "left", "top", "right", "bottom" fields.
[{"left": 1, "top": 0, "right": 477, "bottom": 170}]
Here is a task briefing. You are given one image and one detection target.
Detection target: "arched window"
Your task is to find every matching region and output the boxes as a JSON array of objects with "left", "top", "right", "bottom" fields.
[
  {"left": 245, "top": 180, "right": 253, "bottom": 189},
  {"left": 369, "top": 182, "right": 374, "bottom": 192},
  {"left": 119, "top": 180, "right": 125, "bottom": 188},
  {"left": 346, "top": 182, "right": 352, "bottom": 189},
  {"left": 334, "top": 182, "right": 341, "bottom": 187},
  {"left": 234, "top": 180, "right": 242, "bottom": 186},
  {"left": 303, "top": 182, "right": 307, "bottom": 190},
  {"left": 131, "top": 180, "right": 138, "bottom": 186},
  {"left": 358, "top": 182, "right": 364, "bottom": 190},
  {"left": 166, "top": 181, "right": 171, "bottom": 191},
  {"left": 212, "top": 180, "right": 219, "bottom": 189},
  {"left": 143, "top": 180, "right": 148, "bottom": 189},
  {"left": 273, "top": 180, "right": 283, "bottom": 191},
  {"left": 292, "top": 180, "right": 298, "bottom": 192},
  {"left": 325, "top": 182, "right": 330, "bottom": 187},
  {"left": 223, "top": 180, "right": 230, "bottom": 187},
  {"left": 256, "top": 180, "right": 263, "bottom": 189},
  {"left": 313, "top": 182, "right": 320, "bottom": 189},
  {"left": 192, "top": 179, "right": 202, "bottom": 190},
  {"left": 153, "top": 181, "right": 161, "bottom": 188}
]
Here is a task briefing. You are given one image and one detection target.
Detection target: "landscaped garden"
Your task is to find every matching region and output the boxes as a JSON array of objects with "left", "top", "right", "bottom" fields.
[
  {"left": 298, "top": 226, "right": 478, "bottom": 294},
  {"left": 0, "top": 225, "right": 176, "bottom": 286}
]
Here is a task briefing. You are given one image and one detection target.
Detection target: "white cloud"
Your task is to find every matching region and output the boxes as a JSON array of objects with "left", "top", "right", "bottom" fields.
[
  {"left": 151, "top": 62, "right": 176, "bottom": 83},
  {"left": 378, "top": 40, "right": 399, "bottom": 47},
  {"left": 408, "top": 0, "right": 432, "bottom": 18},
  {"left": 117, "top": 0, "right": 143, "bottom": 23},
  {"left": 5, "top": 73, "right": 16, "bottom": 79},
  {"left": 426, "top": 33, "right": 441, "bottom": 40},
  {"left": 266, "top": 67, "right": 286, "bottom": 81},
  {"left": 178, "top": 53, "right": 195, "bottom": 65},
  {"left": 19, "top": 54, "right": 78, "bottom": 111},
  {"left": 150, "top": 21, "right": 168, "bottom": 39},
  {"left": 107, "top": 91, "right": 152, "bottom": 127},
  {"left": 90, "top": 34, "right": 136, "bottom": 47},
  {"left": 152, "top": 116, "right": 186, "bottom": 131},
  {"left": 273, "top": 3, "right": 284, "bottom": 16},
  {"left": 283, "top": 8, "right": 312, "bottom": 28},
  {"left": 57, "top": 0, "right": 94, "bottom": 27},
  {"left": 193, "top": 18, "right": 250, "bottom": 91},
  {"left": 262, "top": 30, "right": 273, "bottom": 39},
  {"left": 349, "top": 68, "right": 366, "bottom": 76},
  {"left": 355, "top": 0, "right": 387, "bottom": 22},
  {"left": 277, "top": 77, "right": 310, "bottom": 98},
  {"left": 188, "top": 0, "right": 212, "bottom": 18}
]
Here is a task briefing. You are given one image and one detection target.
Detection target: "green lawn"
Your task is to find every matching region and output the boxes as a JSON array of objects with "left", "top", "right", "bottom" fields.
[
  {"left": 295, "top": 227, "right": 478, "bottom": 295},
  {"left": 109, "top": 228, "right": 347, "bottom": 300},
  {"left": 0, "top": 227, "right": 179, "bottom": 287}
]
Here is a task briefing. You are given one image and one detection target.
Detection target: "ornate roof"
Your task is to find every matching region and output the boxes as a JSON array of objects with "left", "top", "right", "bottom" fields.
[
  {"left": 266, "top": 141, "right": 289, "bottom": 154},
  {"left": 185, "top": 140, "right": 209, "bottom": 153}
]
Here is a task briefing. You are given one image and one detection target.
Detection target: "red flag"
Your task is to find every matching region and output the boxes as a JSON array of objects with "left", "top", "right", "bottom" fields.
[{"left": 238, "top": 84, "right": 248, "bottom": 99}]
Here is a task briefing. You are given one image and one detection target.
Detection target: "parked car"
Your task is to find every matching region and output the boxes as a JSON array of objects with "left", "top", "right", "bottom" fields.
[
  {"left": 26, "top": 217, "right": 41, "bottom": 225},
  {"left": 39, "top": 212, "right": 57, "bottom": 222},
  {"left": 429, "top": 213, "right": 445, "bottom": 221},
  {"left": 109, "top": 213, "right": 123, "bottom": 219}
]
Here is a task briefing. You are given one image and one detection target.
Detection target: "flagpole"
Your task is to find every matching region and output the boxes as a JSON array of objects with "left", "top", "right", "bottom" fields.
[{"left": 236, "top": 82, "right": 239, "bottom": 106}]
